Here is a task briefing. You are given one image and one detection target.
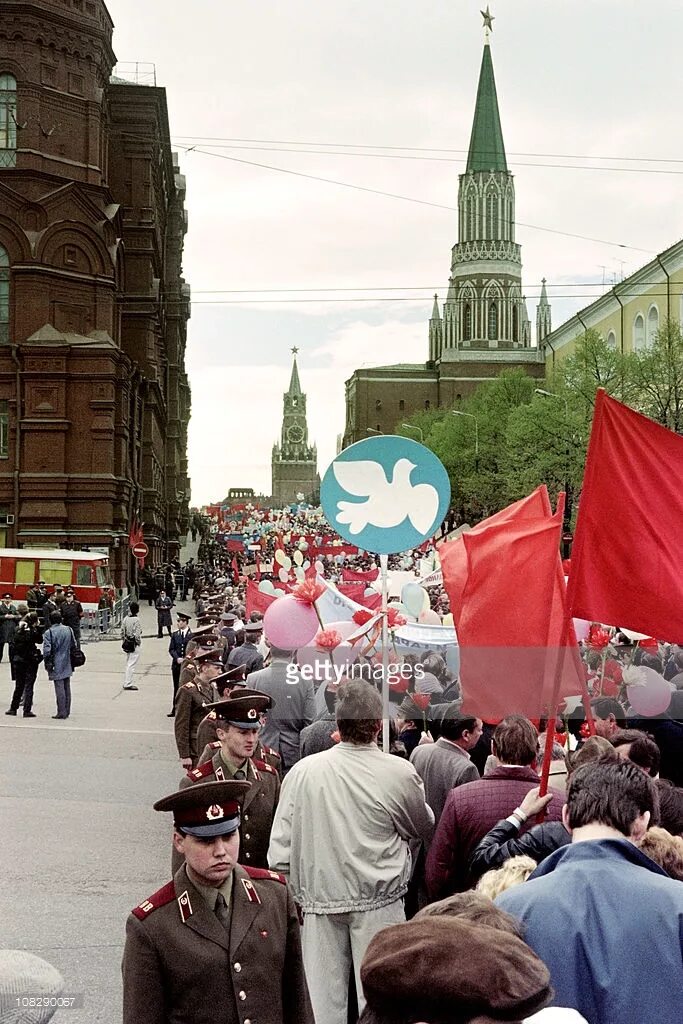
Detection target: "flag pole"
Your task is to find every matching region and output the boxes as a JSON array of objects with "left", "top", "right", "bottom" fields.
[{"left": 380, "top": 553, "right": 390, "bottom": 753}]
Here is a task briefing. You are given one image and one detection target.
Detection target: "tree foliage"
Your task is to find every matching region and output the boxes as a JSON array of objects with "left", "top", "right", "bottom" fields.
[{"left": 399, "top": 322, "right": 683, "bottom": 525}]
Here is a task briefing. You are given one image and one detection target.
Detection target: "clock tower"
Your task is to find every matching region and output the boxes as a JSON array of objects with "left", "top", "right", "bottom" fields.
[{"left": 271, "top": 349, "right": 320, "bottom": 506}]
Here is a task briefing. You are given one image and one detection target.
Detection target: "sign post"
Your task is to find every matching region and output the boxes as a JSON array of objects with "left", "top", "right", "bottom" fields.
[
  {"left": 320, "top": 435, "right": 451, "bottom": 751},
  {"left": 132, "top": 541, "right": 148, "bottom": 569}
]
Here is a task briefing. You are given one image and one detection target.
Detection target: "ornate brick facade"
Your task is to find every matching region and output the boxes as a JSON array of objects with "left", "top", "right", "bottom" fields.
[{"left": 0, "top": 0, "right": 190, "bottom": 584}]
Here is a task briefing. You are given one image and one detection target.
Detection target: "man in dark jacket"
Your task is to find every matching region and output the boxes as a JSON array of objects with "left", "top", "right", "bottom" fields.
[
  {"left": 248, "top": 649, "right": 315, "bottom": 772},
  {"left": 60, "top": 591, "right": 83, "bottom": 646},
  {"left": 168, "top": 612, "right": 192, "bottom": 717},
  {"left": 0, "top": 592, "right": 18, "bottom": 664},
  {"left": 227, "top": 621, "right": 264, "bottom": 677},
  {"left": 425, "top": 715, "right": 564, "bottom": 897}
]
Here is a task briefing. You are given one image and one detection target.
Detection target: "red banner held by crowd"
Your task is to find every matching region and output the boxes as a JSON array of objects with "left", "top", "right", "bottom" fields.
[
  {"left": 342, "top": 566, "right": 380, "bottom": 583},
  {"left": 567, "top": 389, "right": 683, "bottom": 642}
]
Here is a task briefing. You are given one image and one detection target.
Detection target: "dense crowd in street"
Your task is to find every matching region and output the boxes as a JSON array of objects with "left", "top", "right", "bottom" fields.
[{"left": 3, "top": 515, "right": 683, "bottom": 1024}]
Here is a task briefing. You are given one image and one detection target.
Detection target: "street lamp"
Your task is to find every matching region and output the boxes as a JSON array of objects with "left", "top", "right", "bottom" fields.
[
  {"left": 401, "top": 423, "right": 423, "bottom": 442},
  {"left": 534, "top": 388, "right": 572, "bottom": 557},
  {"left": 451, "top": 410, "right": 479, "bottom": 455}
]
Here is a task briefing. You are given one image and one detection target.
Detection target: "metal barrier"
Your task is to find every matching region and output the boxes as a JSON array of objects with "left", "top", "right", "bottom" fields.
[{"left": 81, "top": 594, "right": 132, "bottom": 643}]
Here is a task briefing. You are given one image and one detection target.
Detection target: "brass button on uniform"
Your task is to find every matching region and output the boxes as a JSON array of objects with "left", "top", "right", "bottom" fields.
[
  {"left": 234, "top": 962, "right": 242, "bottom": 973},
  {"left": 245, "top": 833, "right": 251, "bottom": 840},
  {"left": 238, "top": 990, "right": 247, "bottom": 1001},
  {"left": 245, "top": 852, "right": 251, "bottom": 859},
  {"left": 244, "top": 1019, "right": 252, "bottom": 1024}
]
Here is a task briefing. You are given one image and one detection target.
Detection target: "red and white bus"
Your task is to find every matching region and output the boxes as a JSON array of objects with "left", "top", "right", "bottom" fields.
[{"left": 0, "top": 549, "right": 112, "bottom": 610}]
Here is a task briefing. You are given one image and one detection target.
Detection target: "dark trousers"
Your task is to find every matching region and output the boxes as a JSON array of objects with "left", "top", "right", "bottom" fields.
[
  {"left": 10, "top": 661, "right": 38, "bottom": 714},
  {"left": 157, "top": 615, "right": 172, "bottom": 638},
  {"left": 53, "top": 677, "right": 72, "bottom": 718},
  {"left": 171, "top": 661, "right": 181, "bottom": 712}
]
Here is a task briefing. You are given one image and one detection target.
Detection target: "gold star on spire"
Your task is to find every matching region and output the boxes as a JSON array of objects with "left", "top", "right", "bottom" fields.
[
  {"left": 291, "top": 346, "right": 299, "bottom": 355},
  {"left": 481, "top": 6, "right": 494, "bottom": 37}
]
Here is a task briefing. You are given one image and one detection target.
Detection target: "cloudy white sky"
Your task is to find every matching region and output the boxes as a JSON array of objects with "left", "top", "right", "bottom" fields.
[{"left": 110, "top": 0, "right": 683, "bottom": 504}]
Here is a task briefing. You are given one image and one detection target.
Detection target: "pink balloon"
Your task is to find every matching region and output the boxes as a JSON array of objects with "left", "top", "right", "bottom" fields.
[
  {"left": 573, "top": 618, "right": 590, "bottom": 643},
  {"left": 627, "top": 668, "right": 672, "bottom": 717},
  {"left": 263, "top": 595, "right": 319, "bottom": 650},
  {"left": 419, "top": 609, "right": 441, "bottom": 625},
  {"left": 297, "top": 642, "right": 359, "bottom": 682}
]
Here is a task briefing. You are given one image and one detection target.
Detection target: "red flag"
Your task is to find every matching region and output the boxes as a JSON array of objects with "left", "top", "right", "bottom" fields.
[
  {"left": 442, "top": 486, "right": 582, "bottom": 722},
  {"left": 231, "top": 555, "right": 240, "bottom": 585},
  {"left": 342, "top": 566, "right": 380, "bottom": 583},
  {"left": 246, "top": 579, "right": 277, "bottom": 617},
  {"left": 337, "top": 583, "right": 382, "bottom": 611},
  {"left": 568, "top": 389, "right": 683, "bottom": 641}
]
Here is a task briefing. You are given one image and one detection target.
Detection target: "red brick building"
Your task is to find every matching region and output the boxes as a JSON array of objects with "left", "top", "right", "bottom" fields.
[{"left": 0, "top": 0, "right": 191, "bottom": 585}]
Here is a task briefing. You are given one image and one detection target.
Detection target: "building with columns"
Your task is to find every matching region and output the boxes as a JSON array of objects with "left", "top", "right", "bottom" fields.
[
  {"left": 0, "top": 0, "right": 190, "bottom": 583},
  {"left": 343, "top": 16, "right": 546, "bottom": 447},
  {"left": 271, "top": 349, "right": 319, "bottom": 506}
]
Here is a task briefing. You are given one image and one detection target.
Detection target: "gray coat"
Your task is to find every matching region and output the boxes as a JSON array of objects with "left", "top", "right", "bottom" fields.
[
  {"left": 410, "top": 738, "right": 480, "bottom": 825},
  {"left": 248, "top": 660, "right": 316, "bottom": 770},
  {"left": 43, "top": 623, "right": 75, "bottom": 680}
]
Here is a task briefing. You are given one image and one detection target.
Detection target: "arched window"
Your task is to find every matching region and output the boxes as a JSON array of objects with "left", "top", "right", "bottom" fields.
[
  {"left": 0, "top": 74, "right": 17, "bottom": 168},
  {"left": 633, "top": 314, "right": 645, "bottom": 351},
  {"left": 512, "top": 304, "right": 519, "bottom": 343},
  {"left": 606, "top": 330, "right": 616, "bottom": 349},
  {"left": 488, "top": 301, "right": 498, "bottom": 340},
  {"left": 464, "top": 303, "right": 472, "bottom": 341},
  {"left": 647, "top": 304, "right": 659, "bottom": 346},
  {"left": 487, "top": 191, "right": 498, "bottom": 239},
  {"left": 0, "top": 244, "right": 9, "bottom": 344},
  {"left": 468, "top": 197, "right": 476, "bottom": 241}
]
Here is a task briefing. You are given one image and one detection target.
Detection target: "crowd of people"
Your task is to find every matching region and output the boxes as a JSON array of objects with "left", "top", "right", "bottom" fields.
[{"left": 116, "top": 528, "right": 683, "bottom": 1024}]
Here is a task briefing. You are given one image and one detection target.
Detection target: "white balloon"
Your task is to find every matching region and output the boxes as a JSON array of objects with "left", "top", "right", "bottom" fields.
[
  {"left": 294, "top": 567, "right": 306, "bottom": 581},
  {"left": 293, "top": 550, "right": 304, "bottom": 566},
  {"left": 278, "top": 568, "right": 290, "bottom": 582}
]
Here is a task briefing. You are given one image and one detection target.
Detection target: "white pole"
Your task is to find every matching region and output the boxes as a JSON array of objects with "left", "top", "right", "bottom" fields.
[{"left": 380, "top": 552, "right": 390, "bottom": 752}]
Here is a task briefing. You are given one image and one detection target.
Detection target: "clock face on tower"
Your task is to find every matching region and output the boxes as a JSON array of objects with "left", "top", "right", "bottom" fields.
[{"left": 287, "top": 424, "right": 305, "bottom": 444}]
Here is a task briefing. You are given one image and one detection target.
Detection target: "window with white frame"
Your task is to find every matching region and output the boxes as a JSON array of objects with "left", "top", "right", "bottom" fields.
[
  {"left": 607, "top": 330, "right": 617, "bottom": 349},
  {"left": 647, "top": 305, "right": 659, "bottom": 347},
  {"left": 0, "top": 74, "right": 17, "bottom": 168},
  {"left": 633, "top": 314, "right": 645, "bottom": 351}
]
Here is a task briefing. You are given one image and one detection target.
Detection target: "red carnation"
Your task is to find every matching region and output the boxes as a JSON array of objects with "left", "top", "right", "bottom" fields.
[
  {"left": 292, "top": 579, "right": 326, "bottom": 606},
  {"left": 602, "top": 676, "right": 621, "bottom": 698},
  {"left": 639, "top": 637, "right": 659, "bottom": 653},
  {"left": 386, "top": 607, "right": 407, "bottom": 629},
  {"left": 330, "top": 730, "right": 341, "bottom": 744},
  {"left": 579, "top": 721, "right": 592, "bottom": 740},
  {"left": 587, "top": 626, "right": 610, "bottom": 650},
  {"left": 604, "top": 659, "right": 623, "bottom": 685},
  {"left": 315, "top": 629, "right": 342, "bottom": 651},
  {"left": 411, "top": 692, "right": 431, "bottom": 711},
  {"left": 352, "top": 609, "right": 373, "bottom": 626},
  {"left": 388, "top": 674, "right": 410, "bottom": 693}
]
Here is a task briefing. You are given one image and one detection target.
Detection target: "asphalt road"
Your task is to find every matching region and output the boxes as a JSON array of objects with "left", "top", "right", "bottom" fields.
[{"left": 0, "top": 596, "right": 196, "bottom": 1023}]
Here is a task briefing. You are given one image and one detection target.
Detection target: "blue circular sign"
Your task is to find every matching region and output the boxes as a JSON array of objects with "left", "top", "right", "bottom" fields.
[{"left": 321, "top": 435, "right": 451, "bottom": 554}]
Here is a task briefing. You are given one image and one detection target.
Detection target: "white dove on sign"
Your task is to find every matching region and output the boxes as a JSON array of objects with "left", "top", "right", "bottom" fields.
[{"left": 333, "top": 458, "right": 439, "bottom": 535}]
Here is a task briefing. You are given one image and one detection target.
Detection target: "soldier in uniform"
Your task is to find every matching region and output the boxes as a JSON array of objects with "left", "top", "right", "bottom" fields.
[
  {"left": 177, "top": 691, "right": 280, "bottom": 871},
  {"left": 167, "top": 611, "right": 193, "bottom": 717},
  {"left": 174, "top": 649, "right": 224, "bottom": 769},
  {"left": 227, "top": 620, "right": 264, "bottom": 678},
  {"left": 195, "top": 681, "right": 283, "bottom": 776},
  {"left": 123, "top": 780, "right": 313, "bottom": 1024}
]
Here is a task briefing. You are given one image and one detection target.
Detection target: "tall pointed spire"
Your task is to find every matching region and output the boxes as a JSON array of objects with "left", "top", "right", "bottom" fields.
[
  {"left": 466, "top": 35, "right": 508, "bottom": 173},
  {"left": 288, "top": 346, "right": 302, "bottom": 395},
  {"left": 536, "top": 278, "right": 552, "bottom": 346}
]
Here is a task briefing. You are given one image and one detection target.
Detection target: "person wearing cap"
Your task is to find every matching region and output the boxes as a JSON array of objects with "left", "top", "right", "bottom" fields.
[
  {"left": 219, "top": 611, "right": 238, "bottom": 661},
  {"left": 155, "top": 589, "right": 174, "bottom": 639},
  {"left": 122, "top": 780, "right": 313, "bottom": 1024},
  {"left": 174, "top": 651, "right": 224, "bottom": 768},
  {"left": 0, "top": 591, "right": 18, "bottom": 665},
  {"left": 168, "top": 612, "right": 193, "bottom": 717},
  {"left": 178, "top": 690, "right": 280, "bottom": 870},
  {"left": 227, "top": 621, "right": 264, "bottom": 677},
  {"left": 195, "top": 666, "right": 247, "bottom": 754},
  {"left": 185, "top": 625, "right": 220, "bottom": 660}
]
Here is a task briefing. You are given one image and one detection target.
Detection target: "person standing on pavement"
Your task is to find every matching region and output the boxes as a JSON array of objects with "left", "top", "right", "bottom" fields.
[
  {"left": 167, "top": 612, "right": 192, "bottom": 717},
  {"left": 122, "top": 779, "right": 314, "bottom": 1024},
  {"left": 121, "top": 601, "right": 143, "bottom": 691},
  {"left": 6, "top": 607, "right": 41, "bottom": 718},
  {"left": 0, "top": 592, "right": 18, "bottom": 666},
  {"left": 174, "top": 650, "right": 223, "bottom": 768},
  {"left": 268, "top": 679, "right": 435, "bottom": 1024},
  {"left": 42, "top": 610, "right": 77, "bottom": 720},
  {"left": 60, "top": 590, "right": 83, "bottom": 647},
  {"left": 227, "top": 620, "right": 264, "bottom": 677},
  {"left": 155, "top": 589, "right": 174, "bottom": 638}
]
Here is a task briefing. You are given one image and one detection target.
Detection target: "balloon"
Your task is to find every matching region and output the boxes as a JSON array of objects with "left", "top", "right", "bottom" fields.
[
  {"left": 364, "top": 587, "right": 377, "bottom": 597},
  {"left": 419, "top": 609, "right": 441, "bottom": 625},
  {"left": 299, "top": 541, "right": 309, "bottom": 552},
  {"left": 294, "top": 567, "right": 306, "bottom": 581},
  {"left": 315, "top": 560, "right": 325, "bottom": 574},
  {"left": 281, "top": 556, "right": 292, "bottom": 571},
  {"left": 573, "top": 618, "right": 591, "bottom": 643},
  {"left": 293, "top": 550, "right": 304, "bottom": 566},
  {"left": 274, "top": 549, "right": 287, "bottom": 567},
  {"left": 272, "top": 588, "right": 286, "bottom": 597},
  {"left": 263, "top": 594, "right": 319, "bottom": 650},
  {"left": 302, "top": 560, "right": 311, "bottom": 570},
  {"left": 402, "top": 583, "right": 427, "bottom": 619},
  {"left": 258, "top": 580, "right": 275, "bottom": 595},
  {"left": 297, "top": 641, "right": 359, "bottom": 681},
  {"left": 278, "top": 567, "right": 290, "bottom": 583},
  {"left": 626, "top": 667, "right": 672, "bottom": 717},
  {"left": 326, "top": 620, "right": 359, "bottom": 642},
  {"left": 422, "top": 588, "right": 432, "bottom": 613},
  {"left": 442, "top": 613, "right": 454, "bottom": 628}
]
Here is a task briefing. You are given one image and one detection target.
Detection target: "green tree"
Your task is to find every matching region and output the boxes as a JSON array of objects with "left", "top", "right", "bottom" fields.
[{"left": 626, "top": 317, "right": 683, "bottom": 432}]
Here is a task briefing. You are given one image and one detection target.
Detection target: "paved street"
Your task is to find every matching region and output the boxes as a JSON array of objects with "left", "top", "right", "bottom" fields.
[{"left": 0, "top": 597, "right": 197, "bottom": 1023}]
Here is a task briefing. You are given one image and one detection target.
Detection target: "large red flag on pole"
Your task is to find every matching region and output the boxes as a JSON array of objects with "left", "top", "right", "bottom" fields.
[{"left": 568, "top": 390, "right": 683, "bottom": 641}]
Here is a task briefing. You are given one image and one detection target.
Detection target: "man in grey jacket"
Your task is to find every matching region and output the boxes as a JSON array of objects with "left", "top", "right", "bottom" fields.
[
  {"left": 410, "top": 707, "right": 482, "bottom": 825},
  {"left": 248, "top": 647, "right": 315, "bottom": 771},
  {"left": 268, "top": 679, "right": 434, "bottom": 1024}
]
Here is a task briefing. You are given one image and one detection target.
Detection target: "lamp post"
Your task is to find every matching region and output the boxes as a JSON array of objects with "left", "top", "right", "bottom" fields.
[
  {"left": 401, "top": 423, "right": 423, "bottom": 443},
  {"left": 366, "top": 427, "right": 383, "bottom": 435},
  {"left": 534, "top": 388, "right": 572, "bottom": 558},
  {"left": 451, "top": 410, "right": 479, "bottom": 455}
]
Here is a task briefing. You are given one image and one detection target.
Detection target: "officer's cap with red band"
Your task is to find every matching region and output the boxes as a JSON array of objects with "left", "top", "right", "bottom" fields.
[{"left": 154, "top": 780, "right": 250, "bottom": 837}]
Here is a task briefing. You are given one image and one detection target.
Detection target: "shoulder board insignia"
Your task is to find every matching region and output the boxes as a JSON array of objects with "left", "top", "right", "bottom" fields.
[
  {"left": 253, "top": 759, "right": 276, "bottom": 776},
  {"left": 131, "top": 880, "right": 176, "bottom": 920},
  {"left": 241, "top": 877, "right": 262, "bottom": 905},
  {"left": 244, "top": 866, "right": 287, "bottom": 885},
  {"left": 207, "top": 710, "right": 217, "bottom": 721},
  {"left": 214, "top": 764, "right": 225, "bottom": 781},
  {"left": 177, "top": 890, "right": 193, "bottom": 922},
  {"left": 188, "top": 761, "right": 214, "bottom": 781},
  {"left": 264, "top": 746, "right": 282, "bottom": 760},
  {"left": 209, "top": 741, "right": 221, "bottom": 749},
  {"left": 184, "top": 681, "right": 195, "bottom": 689}
]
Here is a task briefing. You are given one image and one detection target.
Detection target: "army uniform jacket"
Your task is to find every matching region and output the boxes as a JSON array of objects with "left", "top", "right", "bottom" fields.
[
  {"left": 175, "top": 753, "right": 280, "bottom": 871},
  {"left": 122, "top": 863, "right": 313, "bottom": 1024},
  {"left": 174, "top": 678, "right": 215, "bottom": 762},
  {"left": 196, "top": 716, "right": 282, "bottom": 775}
]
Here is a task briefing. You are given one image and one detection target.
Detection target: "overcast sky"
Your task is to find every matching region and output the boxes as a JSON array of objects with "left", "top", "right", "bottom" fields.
[{"left": 109, "top": 0, "right": 683, "bottom": 504}]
